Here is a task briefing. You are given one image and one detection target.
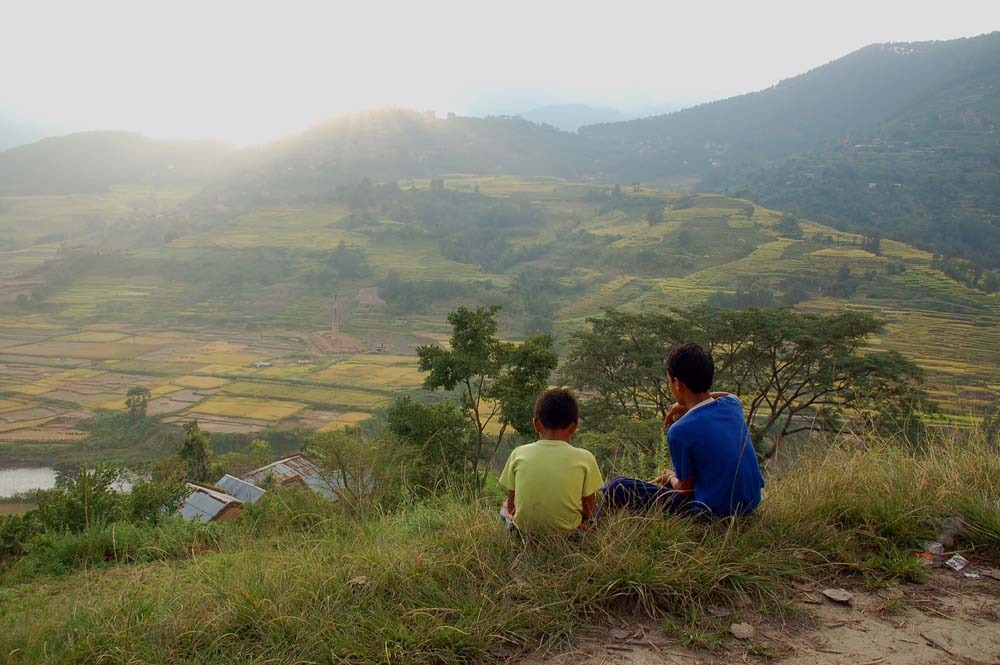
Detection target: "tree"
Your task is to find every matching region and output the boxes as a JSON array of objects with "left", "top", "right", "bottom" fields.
[
  {"left": 565, "top": 306, "right": 927, "bottom": 458},
  {"left": 387, "top": 396, "right": 469, "bottom": 489},
  {"left": 776, "top": 214, "right": 803, "bottom": 239},
  {"left": 250, "top": 439, "right": 273, "bottom": 469},
  {"left": 417, "top": 305, "right": 558, "bottom": 494},
  {"left": 125, "top": 386, "right": 151, "bottom": 422},
  {"left": 177, "top": 421, "right": 213, "bottom": 482}
]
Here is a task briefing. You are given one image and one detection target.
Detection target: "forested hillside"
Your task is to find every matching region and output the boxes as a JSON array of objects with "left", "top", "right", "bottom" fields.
[{"left": 0, "top": 132, "right": 234, "bottom": 195}]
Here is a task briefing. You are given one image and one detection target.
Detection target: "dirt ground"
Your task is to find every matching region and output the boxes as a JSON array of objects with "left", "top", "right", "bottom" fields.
[{"left": 526, "top": 570, "right": 1000, "bottom": 665}]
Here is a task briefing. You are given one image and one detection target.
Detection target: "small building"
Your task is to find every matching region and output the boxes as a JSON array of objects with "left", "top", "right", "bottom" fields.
[
  {"left": 177, "top": 484, "right": 245, "bottom": 523},
  {"left": 240, "top": 454, "right": 341, "bottom": 499},
  {"left": 216, "top": 474, "right": 266, "bottom": 504}
]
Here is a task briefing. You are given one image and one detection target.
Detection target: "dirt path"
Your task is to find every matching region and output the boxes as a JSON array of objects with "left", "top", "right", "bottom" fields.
[{"left": 527, "top": 571, "right": 1000, "bottom": 664}]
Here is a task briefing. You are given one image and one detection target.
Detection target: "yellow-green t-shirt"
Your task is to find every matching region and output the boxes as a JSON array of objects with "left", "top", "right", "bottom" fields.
[{"left": 498, "top": 439, "right": 604, "bottom": 535}]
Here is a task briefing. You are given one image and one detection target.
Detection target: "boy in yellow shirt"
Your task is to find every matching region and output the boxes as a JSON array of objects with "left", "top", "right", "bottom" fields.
[{"left": 499, "top": 388, "right": 603, "bottom": 536}]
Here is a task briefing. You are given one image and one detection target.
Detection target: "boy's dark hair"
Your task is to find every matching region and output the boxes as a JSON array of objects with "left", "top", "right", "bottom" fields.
[
  {"left": 666, "top": 343, "right": 714, "bottom": 393},
  {"left": 534, "top": 387, "right": 579, "bottom": 430}
]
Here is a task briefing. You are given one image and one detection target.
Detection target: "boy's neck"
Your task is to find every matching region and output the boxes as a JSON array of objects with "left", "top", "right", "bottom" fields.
[
  {"left": 679, "top": 391, "right": 713, "bottom": 409},
  {"left": 538, "top": 429, "right": 574, "bottom": 443}
]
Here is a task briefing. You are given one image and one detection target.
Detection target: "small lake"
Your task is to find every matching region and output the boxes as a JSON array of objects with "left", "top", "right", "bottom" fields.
[{"left": 0, "top": 466, "right": 57, "bottom": 498}]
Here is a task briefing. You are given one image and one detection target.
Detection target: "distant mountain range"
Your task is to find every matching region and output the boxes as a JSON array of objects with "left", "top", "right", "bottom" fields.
[
  {"left": 1, "top": 31, "right": 998, "bottom": 265},
  {"left": 515, "top": 104, "right": 633, "bottom": 132}
]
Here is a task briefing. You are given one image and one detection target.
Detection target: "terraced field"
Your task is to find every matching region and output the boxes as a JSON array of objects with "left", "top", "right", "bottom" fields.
[{"left": 0, "top": 176, "right": 997, "bottom": 466}]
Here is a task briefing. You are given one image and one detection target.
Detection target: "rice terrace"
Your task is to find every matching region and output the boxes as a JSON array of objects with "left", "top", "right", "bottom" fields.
[{"left": 0, "top": 176, "right": 997, "bottom": 468}]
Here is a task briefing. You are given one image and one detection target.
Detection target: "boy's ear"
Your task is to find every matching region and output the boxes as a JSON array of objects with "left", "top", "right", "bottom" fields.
[
  {"left": 568, "top": 421, "right": 579, "bottom": 436},
  {"left": 533, "top": 417, "right": 543, "bottom": 433}
]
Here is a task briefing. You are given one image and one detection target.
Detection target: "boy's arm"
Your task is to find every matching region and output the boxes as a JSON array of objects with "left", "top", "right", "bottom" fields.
[
  {"left": 581, "top": 493, "right": 596, "bottom": 521},
  {"left": 506, "top": 490, "right": 516, "bottom": 516},
  {"left": 653, "top": 469, "right": 695, "bottom": 495}
]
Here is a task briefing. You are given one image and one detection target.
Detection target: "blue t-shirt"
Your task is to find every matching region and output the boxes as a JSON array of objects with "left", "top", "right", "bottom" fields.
[{"left": 667, "top": 395, "right": 764, "bottom": 516}]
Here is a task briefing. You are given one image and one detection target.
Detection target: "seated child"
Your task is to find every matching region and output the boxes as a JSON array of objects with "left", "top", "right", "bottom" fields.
[
  {"left": 499, "top": 388, "right": 604, "bottom": 536},
  {"left": 602, "top": 343, "right": 764, "bottom": 518}
]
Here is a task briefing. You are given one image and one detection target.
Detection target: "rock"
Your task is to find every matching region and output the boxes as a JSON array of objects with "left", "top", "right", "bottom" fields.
[
  {"left": 730, "top": 623, "right": 755, "bottom": 640},
  {"left": 348, "top": 575, "right": 369, "bottom": 588},
  {"left": 707, "top": 605, "right": 732, "bottom": 618},
  {"left": 611, "top": 627, "right": 631, "bottom": 640},
  {"left": 822, "top": 587, "right": 854, "bottom": 604}
]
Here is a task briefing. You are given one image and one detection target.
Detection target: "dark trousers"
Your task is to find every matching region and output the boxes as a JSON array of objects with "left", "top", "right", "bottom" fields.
[{"left": 601, "top": 476, "right": 705, "bottom": 516}]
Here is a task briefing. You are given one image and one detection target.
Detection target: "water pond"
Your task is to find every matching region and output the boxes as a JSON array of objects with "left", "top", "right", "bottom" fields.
[{"left": 0, "top": 466, "right": 57, "bottom": 498}]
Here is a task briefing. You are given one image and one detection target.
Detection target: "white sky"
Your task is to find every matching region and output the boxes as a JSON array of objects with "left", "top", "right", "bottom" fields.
[{"left": 3, "top": 0, "right": 998, "bottom": 144}]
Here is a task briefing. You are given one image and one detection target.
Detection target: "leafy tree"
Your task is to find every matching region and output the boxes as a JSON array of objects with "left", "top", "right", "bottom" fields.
[
  {"left": 250, "top": 439, "right": 273, "bottom": 469},
  {"left": 417, "top": 305, "right": 558, "bottom": 494},
  {"left": 177, "top": 421, "right": 213, "bottom": 482},
  {"left": 776, "top": 214, "right": 803, "bottom": 239},
  {"left": 34, "top": 464, "right": 127, "bottom": 532},
  {"left": 125, "top": 386, "right": 151, "bottom": 422},
  {"left": 565, "top": 306, "right": 928, "bottom": 458},
  {"left": 386, "top": 396, "right": 469, "bottom": 489},
  {"left": 302, "top": 427, "right": 411, "bottom": 517}
]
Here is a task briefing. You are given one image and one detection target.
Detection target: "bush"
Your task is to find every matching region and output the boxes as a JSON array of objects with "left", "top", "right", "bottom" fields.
[{"left": 6, "top": 518, "right": 221, "bottom": 580}]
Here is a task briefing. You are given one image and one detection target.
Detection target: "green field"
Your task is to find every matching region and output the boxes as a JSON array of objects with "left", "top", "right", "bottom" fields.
[{"left": 0, "top": 176, "right": 997, "bottom": 465}]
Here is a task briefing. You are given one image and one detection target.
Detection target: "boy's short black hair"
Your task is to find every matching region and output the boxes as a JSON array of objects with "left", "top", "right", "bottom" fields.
[
  {"left": 534, "top": 387, "right": 579, "bottom": 430},
  {"left": 666, "top": 343, "right": 714, "bottom": 393}
]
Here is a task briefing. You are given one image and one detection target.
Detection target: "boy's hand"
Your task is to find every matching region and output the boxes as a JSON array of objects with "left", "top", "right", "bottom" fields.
[
  {"left": 663, "top": 403, "right": 688, "bottom": 429},
  {"left": 653, "top": 470, "right": 677, "bottom": 486}
]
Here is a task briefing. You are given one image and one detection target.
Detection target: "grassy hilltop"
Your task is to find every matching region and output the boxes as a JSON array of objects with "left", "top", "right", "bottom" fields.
[
  {"left": 0, "top": 176, "right": 997, "bottom": 466},
  {"left": 1, "top": 432, "right": 999, "bottom": 663}
]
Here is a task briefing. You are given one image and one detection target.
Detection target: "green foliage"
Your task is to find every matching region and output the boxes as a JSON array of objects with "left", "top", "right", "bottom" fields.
[
  {"left": 7, "top": 518, "right": 219, "bottom": 580},
  {"left": 417, "top": 305, "right": 558, "bottom": 493},
  {"left": 386, "top": 396, "right": 470, "bottom": 490},
  {"left": 565, "top": 306, "right": 929, "bottom": 457},
  {"left": 177, "top": 421, "right": 213, "bottom": 482},
  {"left": 3, "top": 433, "right": 999, "bottom": 663},
  {"left": 301, "top": 427, "right": 412, "bottom": 517},
  {"left": 124, "top": 385, "right": 150, "bottom": 422}
]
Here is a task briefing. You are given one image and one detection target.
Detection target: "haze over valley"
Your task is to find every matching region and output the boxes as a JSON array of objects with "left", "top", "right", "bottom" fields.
[{"left": 2, "top": 5, "right": 1000, "bottom": 663}]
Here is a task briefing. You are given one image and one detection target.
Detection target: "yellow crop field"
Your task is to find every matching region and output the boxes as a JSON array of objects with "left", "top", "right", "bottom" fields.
[
  {"left": 7, "top": 369, "right": 104, "bottom": 396},
  {"left": 174, "top": 375, "right": 229, "bottom": 389},
  {"left": 0, "top": 398, "right": 31, "bottom": 414},
  {"left": 317, "top": 411, "right": 372, "bottom": 432},
  {"left": 189, "top": 396, "right": 306, "bottom": 421},
  {"left": 54, "top": 332, "right": 130, "bottom": 343},
  {"left": 221, "top": 381, "right": 390, "bottom": 409}
]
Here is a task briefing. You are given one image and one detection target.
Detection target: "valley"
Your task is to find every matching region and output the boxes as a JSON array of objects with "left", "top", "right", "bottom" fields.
[{"left": 0, "top": 177, "right": 996, "bottom": 467}]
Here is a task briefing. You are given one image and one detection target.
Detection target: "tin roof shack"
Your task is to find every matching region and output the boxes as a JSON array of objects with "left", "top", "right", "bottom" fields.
[
  {"left": 178, "top": 484, "right": 245, "bottom": 523},
  {"left": 216, "top": 474, "right": 266, "bottom": 504},
  {"left": 240, "top": 454, "right": 341, "bottom": 499}
]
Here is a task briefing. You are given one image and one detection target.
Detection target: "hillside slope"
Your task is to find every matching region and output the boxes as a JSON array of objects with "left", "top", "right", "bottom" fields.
[
  {"left": 581, "top": 32, "right": 1000, "bottom": 178},
  {"left": 0, "top": 132, "right": 235, "bottom": 195}
]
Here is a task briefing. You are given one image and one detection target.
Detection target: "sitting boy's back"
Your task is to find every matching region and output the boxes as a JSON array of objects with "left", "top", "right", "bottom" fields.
[
  {"left": 499, "top": 388, "right": 603, "bottom": 535},
  {"left": 668, "top": 394, "right": 762, "bottom": 516}
]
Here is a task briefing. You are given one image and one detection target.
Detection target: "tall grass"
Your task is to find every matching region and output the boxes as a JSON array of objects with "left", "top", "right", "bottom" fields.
[{"left": 2, "top": 433, "right": 998, "bottom": 664}]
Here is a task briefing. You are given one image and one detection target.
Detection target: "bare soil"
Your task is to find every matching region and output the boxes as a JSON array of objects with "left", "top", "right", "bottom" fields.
[{"left": 526, "top": 570, "right": 1000, "bottom": 665}]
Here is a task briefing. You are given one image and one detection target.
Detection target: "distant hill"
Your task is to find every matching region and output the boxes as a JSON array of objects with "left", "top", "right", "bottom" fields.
[
  {"left": 582, "top": 32, "right": 1000, "bottom": 178},
  {"left": 0, "top": 132, "right": 235, "bottom": 195},
  {"left": 202, "top": 109, "right": 591, "bottom": 204},
  {"left": 516, "top": 104, "right": 632, "bottom": 132},
  {"left": 0, "top": 114, "right": 56, "bottom": 152}
]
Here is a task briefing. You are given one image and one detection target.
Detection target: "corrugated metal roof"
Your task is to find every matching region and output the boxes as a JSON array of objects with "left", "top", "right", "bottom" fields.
[
  {"left": 216, "top": 474, "right": 266, "bottom": 504},
  {"left": 178, "top": 483, "right": 243, "bottom": 522},
  {"left": 240, "top": 454, "right": 342, "bottom": 499}
]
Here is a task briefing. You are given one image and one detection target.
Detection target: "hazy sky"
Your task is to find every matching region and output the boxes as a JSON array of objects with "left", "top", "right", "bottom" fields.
[{"left": 3, "top": 0, "right": 998, "bottom": 144}]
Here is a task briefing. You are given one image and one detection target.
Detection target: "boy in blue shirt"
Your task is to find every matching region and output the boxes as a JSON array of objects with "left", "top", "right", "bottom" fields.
[{"left": 602, "top": 343, "right": 764, "bottom": 517}]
